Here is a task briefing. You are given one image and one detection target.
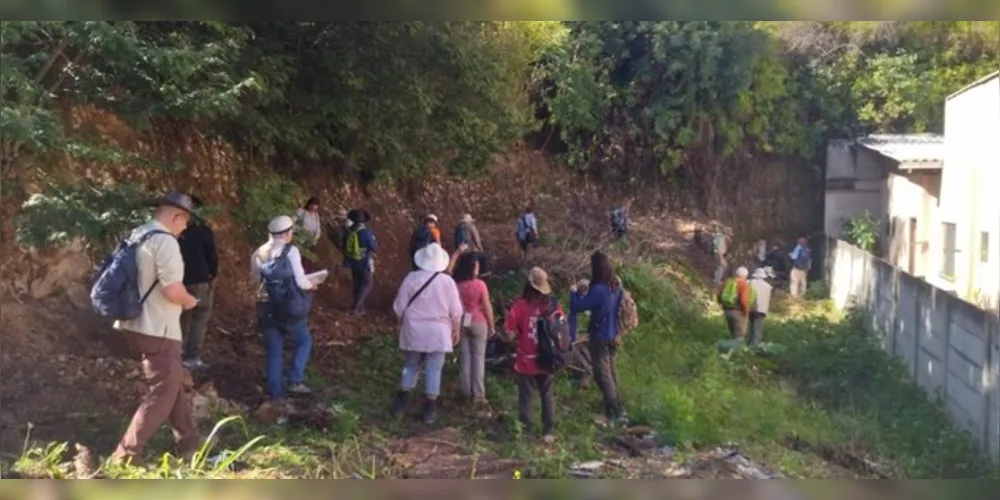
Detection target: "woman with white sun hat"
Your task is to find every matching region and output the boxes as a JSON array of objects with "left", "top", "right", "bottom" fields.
[{"left": 388, "top": 242, "right": 463, "bottom": 424}]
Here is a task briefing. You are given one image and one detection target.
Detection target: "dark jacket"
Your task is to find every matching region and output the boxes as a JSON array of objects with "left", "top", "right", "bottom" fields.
[
  {"left": 179, "top": 221, "right": 219, "bottom": 285},
  {"left": 569, "top": 283, "right": 622, "bottom": 343}
]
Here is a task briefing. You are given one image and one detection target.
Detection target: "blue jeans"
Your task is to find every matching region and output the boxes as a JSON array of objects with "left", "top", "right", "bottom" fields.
[
  {"left": 400, "top": 351, "right": 447, "bottom": 397},
  {"left": 262, "top": 319, "right": 312, "bottom": 399}
]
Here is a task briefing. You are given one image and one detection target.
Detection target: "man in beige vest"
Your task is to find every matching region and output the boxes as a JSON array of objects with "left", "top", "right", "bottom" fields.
[{"left": 112, "top": 192, "right": 203, "bottom": 465}]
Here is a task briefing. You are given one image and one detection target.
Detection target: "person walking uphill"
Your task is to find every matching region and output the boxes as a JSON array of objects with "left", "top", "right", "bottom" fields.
[
  {"left": 789, "top": 236, "right": 812, "bottom": 298},
  {"left": 452, "top": 251, "right": 496, "bottom": 406},
  {"left": 389, "top": 243, "right": 463, "bottom": 424},
  {"left": 515, "top": 206, "right": 539, "bottom": 268},
  {"left": 569, "top": 251, "right": 627, "bottom": 425},
  {"left": 99, "top": 191, "right": 202, "bottom": 465},
  {"left": 178, "top": 195, "right": 218, "bottom": 371},
  {"left": 251, "top": 216, "right": 318, "bottom": 400},
  {"left": 454, "top": 213, "right": 490, "bottom": 277},
  {"left": 717, "top": 266, "right": 755, "bottom": 341},
  {"left": 409, "top": 214, "right": 440, "bottom": 270},
  {"left": 747, "top": 268, "right": 773, "bottom": 345},
  {"left": 503, "top": 267, "right": 562, "bottom": 442},
  {"left": 343, "top": 209, "right": 376, "bottom": 316}
]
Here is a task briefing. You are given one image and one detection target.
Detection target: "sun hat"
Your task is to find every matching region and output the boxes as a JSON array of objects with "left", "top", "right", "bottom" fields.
[
  {"left": 425, "top": 213, "right": 439, "bottom": 223},
  {"left": 268, "top": 215, "right": 295, "bottom": 235},
  {"left": 460, "top": 213, "right": 474, "bottom": 224},
  {"left": 144, "top": 191, "right": 200, "bottom": 217},
  {"left": 414, "top": 243, "right": 450, "bottom": 272},
  {"left": 528, "top": 267, "right": 552, "bottom": 295},
  {"left": 735, "top": 266, "right": 749, "bottom": 278}
]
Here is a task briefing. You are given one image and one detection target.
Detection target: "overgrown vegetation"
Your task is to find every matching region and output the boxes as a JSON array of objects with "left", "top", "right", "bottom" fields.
[
  {"left": 8, "top": 261, "right": 993, "bottom": 479},
  {"left": 5, "top": 22, "right": 998, "bottom": 249}
]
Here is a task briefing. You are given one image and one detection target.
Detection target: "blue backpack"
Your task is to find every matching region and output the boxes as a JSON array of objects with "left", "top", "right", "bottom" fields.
[
  {"left": 259, "top": 245, "right": 312, "bottom": 323},
  {"left": 454, "top": 224, "right": 469, "bottom": 249},
  {"left": 90, "top": 229, "right": 170, "bottom": 321}
]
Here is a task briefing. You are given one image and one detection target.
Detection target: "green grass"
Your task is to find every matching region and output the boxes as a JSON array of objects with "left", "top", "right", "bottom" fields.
[{"left": 6, "top": 263, "right": 996, "bottom": 479}]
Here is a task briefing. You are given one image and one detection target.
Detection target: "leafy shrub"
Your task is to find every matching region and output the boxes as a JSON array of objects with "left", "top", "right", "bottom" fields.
[
  {"left": 841, "top": 210, "right": 880, "bottom": 252},
  {"left": 16, "top": 182, "right": 151, "bottom": 256},
  {"left": 232, "top": 172, "right": 317, "bottom": 260}
]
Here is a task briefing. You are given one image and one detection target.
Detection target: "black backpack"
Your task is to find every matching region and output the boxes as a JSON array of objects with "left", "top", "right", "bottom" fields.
[{"left": 535, "top": 297, "right": 571, "bottom": 373}]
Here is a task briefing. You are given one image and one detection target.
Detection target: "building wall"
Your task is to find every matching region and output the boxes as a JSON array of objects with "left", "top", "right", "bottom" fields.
[
  {"left": 885, "top": 171, "right": 940, "bottom": 278},
  {"left": 827, "top": 238, "right": 1000, "bottom": 463},
  {"left": 931, "top": 75, "right": 1000, "bottom": 310},
  {"left": 824, "top": 140, "right": 889, "bottom": 239}
]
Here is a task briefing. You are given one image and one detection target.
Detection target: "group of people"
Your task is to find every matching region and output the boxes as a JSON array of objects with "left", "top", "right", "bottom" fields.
[
  {"left": 96, "top": 191, "right": 641, "bottom": 463},
  {"left": 713, "top": 236, "right": 813, "bottom": 344}
]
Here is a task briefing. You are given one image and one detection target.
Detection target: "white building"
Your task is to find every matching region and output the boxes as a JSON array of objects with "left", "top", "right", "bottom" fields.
[
  {"left": 929, "top": 71, "right": 1000, "bottom": 311},
  {"left": 824, "top": 134, "right": 944, "bottom": 278}
]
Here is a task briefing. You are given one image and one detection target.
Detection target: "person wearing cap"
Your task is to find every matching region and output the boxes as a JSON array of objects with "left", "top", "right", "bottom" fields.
[
  {"left": 454, "top": 213, "right": 489, "bottom": 276},
  {"left": 343, "top": 209, "right": 376, "bottom": 316},
  {"left": 502, "top": 266, "right": 561, "bottom": 442},
  {"left": 747, "top": 268, "right": 773, "bottom": 345},
  {"left": 717, "top": 266, "right": 755, "bottom": 341},
  {"left": 570, "top": 251, "right": 626, "bottom": 425},
  {"left": 251, "top": 215, "right": 318, "bottom": 399},
  {"left": 389, "top": 243, "right": 463, "bottom": 425},
  {"left": 178, "top": 195, "right": 218, "bottom": 371},
  {"left": 408, "top": 214, "right": 440, "bottom": 270},
  {"left": 111, "top": 191, "right": 202, "bottom": 465},
  {"left": 788, "top": 236, "right": 812, "bottom": 298}
]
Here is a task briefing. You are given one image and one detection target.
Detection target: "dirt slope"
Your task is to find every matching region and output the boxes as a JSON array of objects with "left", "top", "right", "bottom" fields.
[{"left": 0, "top": 107, "right": 802, "bottom": 455}]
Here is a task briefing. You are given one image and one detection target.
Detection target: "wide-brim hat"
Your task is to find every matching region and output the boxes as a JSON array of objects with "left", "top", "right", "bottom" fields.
[
  {"left": 528, "top": 267, "right": 552, "bottom": 295},
  {"left": 425, "top": 213, "right": 439, "bottom": 223},
  {"left": 414, "top": 243, "right": 450, "bottom": 273},
  {"left": 461, "top": 213, "right": 474, "bottom": 224},
  {"left": 144, "top": 191, "right": 200, "bottom": 217}
]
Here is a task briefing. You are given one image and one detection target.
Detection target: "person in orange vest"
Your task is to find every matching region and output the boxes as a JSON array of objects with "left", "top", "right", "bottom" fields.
[{"left": 716, "top": 266, "right": 755, "bottom": 341}]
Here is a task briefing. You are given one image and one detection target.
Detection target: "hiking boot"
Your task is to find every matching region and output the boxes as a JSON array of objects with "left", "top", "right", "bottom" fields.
[
  {"left": 182, "top": 358, "right": 208, "bottom": 371},
  {"left": 421, "top": 398, "right": 437, "bottom": 425},
  {"left": 288, "top": 383, "right": 312, "bottom": 395},
  {"left": 541, "top": 433, "right": 556, "bottom": 444},
  {"left": 390, "top": 390, "right": 410, "bottom": 416},
  {"left": 615, "top": 412, "right": 630, "bottom": 427}
]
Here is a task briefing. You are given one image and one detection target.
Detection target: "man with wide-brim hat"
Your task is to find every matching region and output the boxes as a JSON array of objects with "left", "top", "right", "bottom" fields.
[
  {"left": 112, "top": 190, "right": 203, "bottom": 465},
  {"left": 144, "top": 191, "right": 201, "bottom": 219},
  {"left": 177, "top": 194, "right": 219, "bottom": 372}
]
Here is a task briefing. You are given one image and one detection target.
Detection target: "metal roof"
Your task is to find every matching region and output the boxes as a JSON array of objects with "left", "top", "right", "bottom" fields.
[{"left": 856, "top": 133, "right": 944, "bottom": 165}]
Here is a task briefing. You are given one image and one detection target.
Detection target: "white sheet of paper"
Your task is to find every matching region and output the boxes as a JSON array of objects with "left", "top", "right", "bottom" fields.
[{"left": 306, "top": 270, "right": 329, "bottom": 285}]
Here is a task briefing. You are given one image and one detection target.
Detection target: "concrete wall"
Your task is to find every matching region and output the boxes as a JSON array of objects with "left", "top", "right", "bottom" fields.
[
  {"left": 827, "top": 237, "right": 1000, "bottom": 463},
  {"left": 930, "top": 74, "right": 1000, "bottom": 309},
  {"left": 824, "top": 140, "right": 888, "bottom": 239}
]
